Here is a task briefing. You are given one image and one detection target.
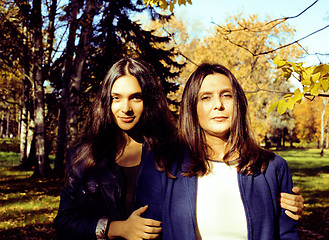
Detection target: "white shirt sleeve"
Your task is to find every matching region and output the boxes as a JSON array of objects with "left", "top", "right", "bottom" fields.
[{"left": 95, "top": 217, "right": 109, "bottom": 240}]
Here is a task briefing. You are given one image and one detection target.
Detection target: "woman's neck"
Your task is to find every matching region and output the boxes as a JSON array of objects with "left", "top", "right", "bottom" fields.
[
  {"left": 116, "top": 134, "right": 143, "bottom": 167},
  {"left": 205, "top": 134, "right": 238, "bottom": 162}
]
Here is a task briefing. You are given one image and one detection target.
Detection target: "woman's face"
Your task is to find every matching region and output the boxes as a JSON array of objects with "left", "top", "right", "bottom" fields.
[
  {"left": 196, "top": 73, "right": 234, "bottom": 140},
  {"left": 111, "top": 75, "right": 144, "bottom": 131}
]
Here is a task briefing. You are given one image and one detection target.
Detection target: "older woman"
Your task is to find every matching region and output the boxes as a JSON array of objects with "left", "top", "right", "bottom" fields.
[{"left": 136, "top": 63, "right": 300, "bottom": 239}]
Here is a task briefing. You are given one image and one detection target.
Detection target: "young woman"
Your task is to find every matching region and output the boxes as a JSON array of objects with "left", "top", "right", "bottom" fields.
[
  {"left": 54, "top": 58, "right": 177, "bottom": 239},
  {"left": 136, "top": 63, "right": 301, "bottom": 239}
]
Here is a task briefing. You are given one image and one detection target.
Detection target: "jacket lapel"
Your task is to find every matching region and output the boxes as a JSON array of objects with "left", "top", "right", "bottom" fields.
[{"left": 181, "top": 150, "right": 198, "bottom": 234}]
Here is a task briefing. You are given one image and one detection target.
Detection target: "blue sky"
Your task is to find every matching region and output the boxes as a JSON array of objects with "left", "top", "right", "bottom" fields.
[{"left": 173, "top": 0, "right": 329, "bottom": 66}]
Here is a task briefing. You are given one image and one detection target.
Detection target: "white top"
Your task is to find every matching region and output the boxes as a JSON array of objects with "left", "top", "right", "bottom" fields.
[{"left": 196, "top": 161, "right": 248, "bottom": 240}]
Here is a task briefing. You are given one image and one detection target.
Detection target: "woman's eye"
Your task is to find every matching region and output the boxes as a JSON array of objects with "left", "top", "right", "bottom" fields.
[
  {"left": 111, "top": 96, "right": 120, "bottom": 101},
  {"left": 131, "top": 96, "right": 143, "bottom": 101},
  {"left": 222, "top": 93, "right": 233, "bottom": 98},
  {"left": 200, "top": 95, "right": 210, "bottom": 101}
]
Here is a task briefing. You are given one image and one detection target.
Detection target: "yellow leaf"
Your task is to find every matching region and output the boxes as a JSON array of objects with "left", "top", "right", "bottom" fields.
[
  {"left": 273, "top": 56, "right": 287, "bottom": 68},
  {"left": 312, "top": 71, "right": 321, "bottom": 82},
  {"left": 277, "top": 99, "right": 287, "bottom": 115},
  {"left": 291, "top": 62, "right": 302, "bottom": 72},
  {"left": 286, "top": 97, "right": 295, "bottom": 110},
  {"left": 321, "top": 79, "right": 329, "bottom": 92},
  {"left": 321, "top": 64, "right": 329, "bottom": 75},
  {"left": 278, "top": 60, "right": 287, "bottom": 67},
  {"left": 268, "top": 101, "right": 279, "bottom": 113},
  {"left": 314, "top": 64, "right": 329, "bottom": 76},
  {"left": 292, "top": 88, "right": 304, "bottom": 101},
  {"left": 301, "top": 78, "right": 311, "bottom": 85},
  {"left": 310, "top": 84, "right": 319, "bottom": 96},
  {"left": 284, "top": 93, "right": 293, "bottom": 98},
  {"left": 273, "top": 56, "right": 282, "bottom": 65}
]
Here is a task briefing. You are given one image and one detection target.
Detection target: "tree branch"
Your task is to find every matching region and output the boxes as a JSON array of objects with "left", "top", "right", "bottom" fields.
[
  {"left": 245, "top": 87, "right": 329, "bottom": 98},
  {"left": 212, "top": 0, "right": 329, "bottom": 57},
  {"left": 161, "top": 25, "right": 199, "bottom": 67},
  {"left": 212, "top": 0, "right": 318, "bottom": 34},
  {"left": 0, "top": 97, "right": 22, "bottom": 108}
]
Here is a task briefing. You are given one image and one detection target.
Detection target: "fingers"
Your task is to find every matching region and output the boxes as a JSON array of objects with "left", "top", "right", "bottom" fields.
[
  {"left": 141, "top": 225, "right": 162, "bottom": 239},
  {"left": 144, "top": 225, "right": 162, "bottom": 233},
  {"left": 280, "top": 192, "right": 302, "bottom": 201},
  {"left": 143, "top": 218, "right": 162, "bottom": 227},
  {"left": 143, "top": 232, "right": 161, "bottom": 239},
  {"left": 280, "top": 200, "right": 300, "bottom": 214},
  {"left": 285, "top": 210, "right": 302, "bottom": 221},
  {"left": 279, "top": 190, "right": 304, "bottom": 221}
]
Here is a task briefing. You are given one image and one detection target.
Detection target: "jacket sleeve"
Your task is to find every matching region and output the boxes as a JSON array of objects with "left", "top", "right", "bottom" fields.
[
  {"left": 53, "top": 172, "right": 103, "bottom": 240},
  {"left": 275, "top": 155, "right": 300, "bottom": 239},
  {"left": 135, "top": 151, "right": 164, "bottom": 222}
]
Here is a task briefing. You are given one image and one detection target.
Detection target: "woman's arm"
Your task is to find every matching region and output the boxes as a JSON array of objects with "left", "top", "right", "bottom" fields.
[
  {"left": 279, "top": 187, "right": 304, "bottom": 220},
  {"left": 54, "top": 186, "right": 101, "bottom": 240},
  {"left": 275, "top": 156, "right": 300, "bottom": 239}
]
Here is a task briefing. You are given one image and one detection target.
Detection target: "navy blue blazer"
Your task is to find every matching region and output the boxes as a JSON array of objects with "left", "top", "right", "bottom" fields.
[{"left": 135, "top": 150, "right": 299, "bottom": 239}]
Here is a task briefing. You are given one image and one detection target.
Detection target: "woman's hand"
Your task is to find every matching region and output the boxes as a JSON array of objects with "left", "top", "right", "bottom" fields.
[
  {"left": 280, "top": 187, "right": 304, "bottom": 220},
  {"left": 108, "top": 205, "right": 162, "bottom": 240}
]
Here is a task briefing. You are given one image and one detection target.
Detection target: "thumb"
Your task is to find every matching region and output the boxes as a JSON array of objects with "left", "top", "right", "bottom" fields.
[
  {"left": 134, "top": 205, "right": 148, "bottom": 216},
  {"left": 292, "top": 187, "right": 300, "bottom": 194}
]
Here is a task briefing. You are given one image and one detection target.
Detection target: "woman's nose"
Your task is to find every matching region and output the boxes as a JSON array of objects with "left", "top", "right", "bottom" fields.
[
  {"left": 121, "top": 99, "right": 132, "bottom": 113},
  {"left": 213, "top": 96, "right": 224, "bottom": 110}
]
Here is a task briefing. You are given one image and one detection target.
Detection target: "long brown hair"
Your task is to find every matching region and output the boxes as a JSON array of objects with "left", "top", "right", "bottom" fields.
[
  {"left": 70, "top": 58, "right": 177, "bottom": 178},
  {"left": 179, "top": 63, "right": 274, "bottom": 177}
]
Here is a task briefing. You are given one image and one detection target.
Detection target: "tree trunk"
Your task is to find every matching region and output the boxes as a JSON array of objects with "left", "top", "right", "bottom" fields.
[
  {"left": 0, "top": 109, "right": 3, "bottom": 137},
  {"left": 54, "top": 0, "right": 97, "bottom": 175},
  {"left": 320, "top": 98, "right": 328, "bottom": 156},
  {"left": 325, "top": 125, "right": 329, "bottom": 149},
  {"left": 31, "top": 0, "right": 51, "bottom": 177},
  {"left": 54, "top": 105, "right": 67, "bottom": 176},
  {"left": 6, "top": 107, "right": 10, "bottom": 137},
  {"left": 18, "top": 1, "right": 35, "bottom": 169},
  {"left": 54, "top": 0, "right": 81, "bottom": 175},
  {"left": 67, "top": 0, "right": 97, "bottom": 149}
]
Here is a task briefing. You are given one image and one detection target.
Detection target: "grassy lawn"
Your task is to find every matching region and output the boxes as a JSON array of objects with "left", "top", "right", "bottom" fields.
[
  {"left": 275, "top": 148, "right": 329, "bottom": 240},
  {"left": 0, "top": 149, "right": 328, "bottom": 239},
  {"left": 0, "top": 152, "right": 63, "bottom": 239}
]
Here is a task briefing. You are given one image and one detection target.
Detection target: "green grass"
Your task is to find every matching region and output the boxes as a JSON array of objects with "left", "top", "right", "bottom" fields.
[
  {"left": 275, "top": 148, "right": 329, "bottom": 239},
  {"left": 0, "top": 152, "right": 62, "bottom": 239},
  {"left": 0, "top": 149, "right": 328, "bottom": 239}
]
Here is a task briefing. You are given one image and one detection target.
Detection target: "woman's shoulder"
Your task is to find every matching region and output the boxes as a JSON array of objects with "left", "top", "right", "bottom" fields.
[
  {"left": 265, "top": 154, "right": 290, "bottom": 175},
  {"left": 141, "top": 146, "right": 185, "bottom": 176}
]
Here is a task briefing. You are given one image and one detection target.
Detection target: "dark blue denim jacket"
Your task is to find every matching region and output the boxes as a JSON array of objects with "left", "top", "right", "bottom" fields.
[{"left": 136, "top": 149, "right": 299, "bottom": 240}]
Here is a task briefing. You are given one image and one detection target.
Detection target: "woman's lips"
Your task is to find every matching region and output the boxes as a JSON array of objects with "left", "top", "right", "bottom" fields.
[
  {"left": 212, "top": 116, "right": 227, "bottom": 122},
  {"left": 120, "top": 116, "right": 135, "bottom": 123}
]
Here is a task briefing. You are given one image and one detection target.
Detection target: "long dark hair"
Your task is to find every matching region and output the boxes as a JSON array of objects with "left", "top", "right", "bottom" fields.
[
  {"left": 179, "top": 63, "right": 274, "bottom": 177},
  {"left": 70, "top": 58, "right": 177, "bottom": 177}
]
